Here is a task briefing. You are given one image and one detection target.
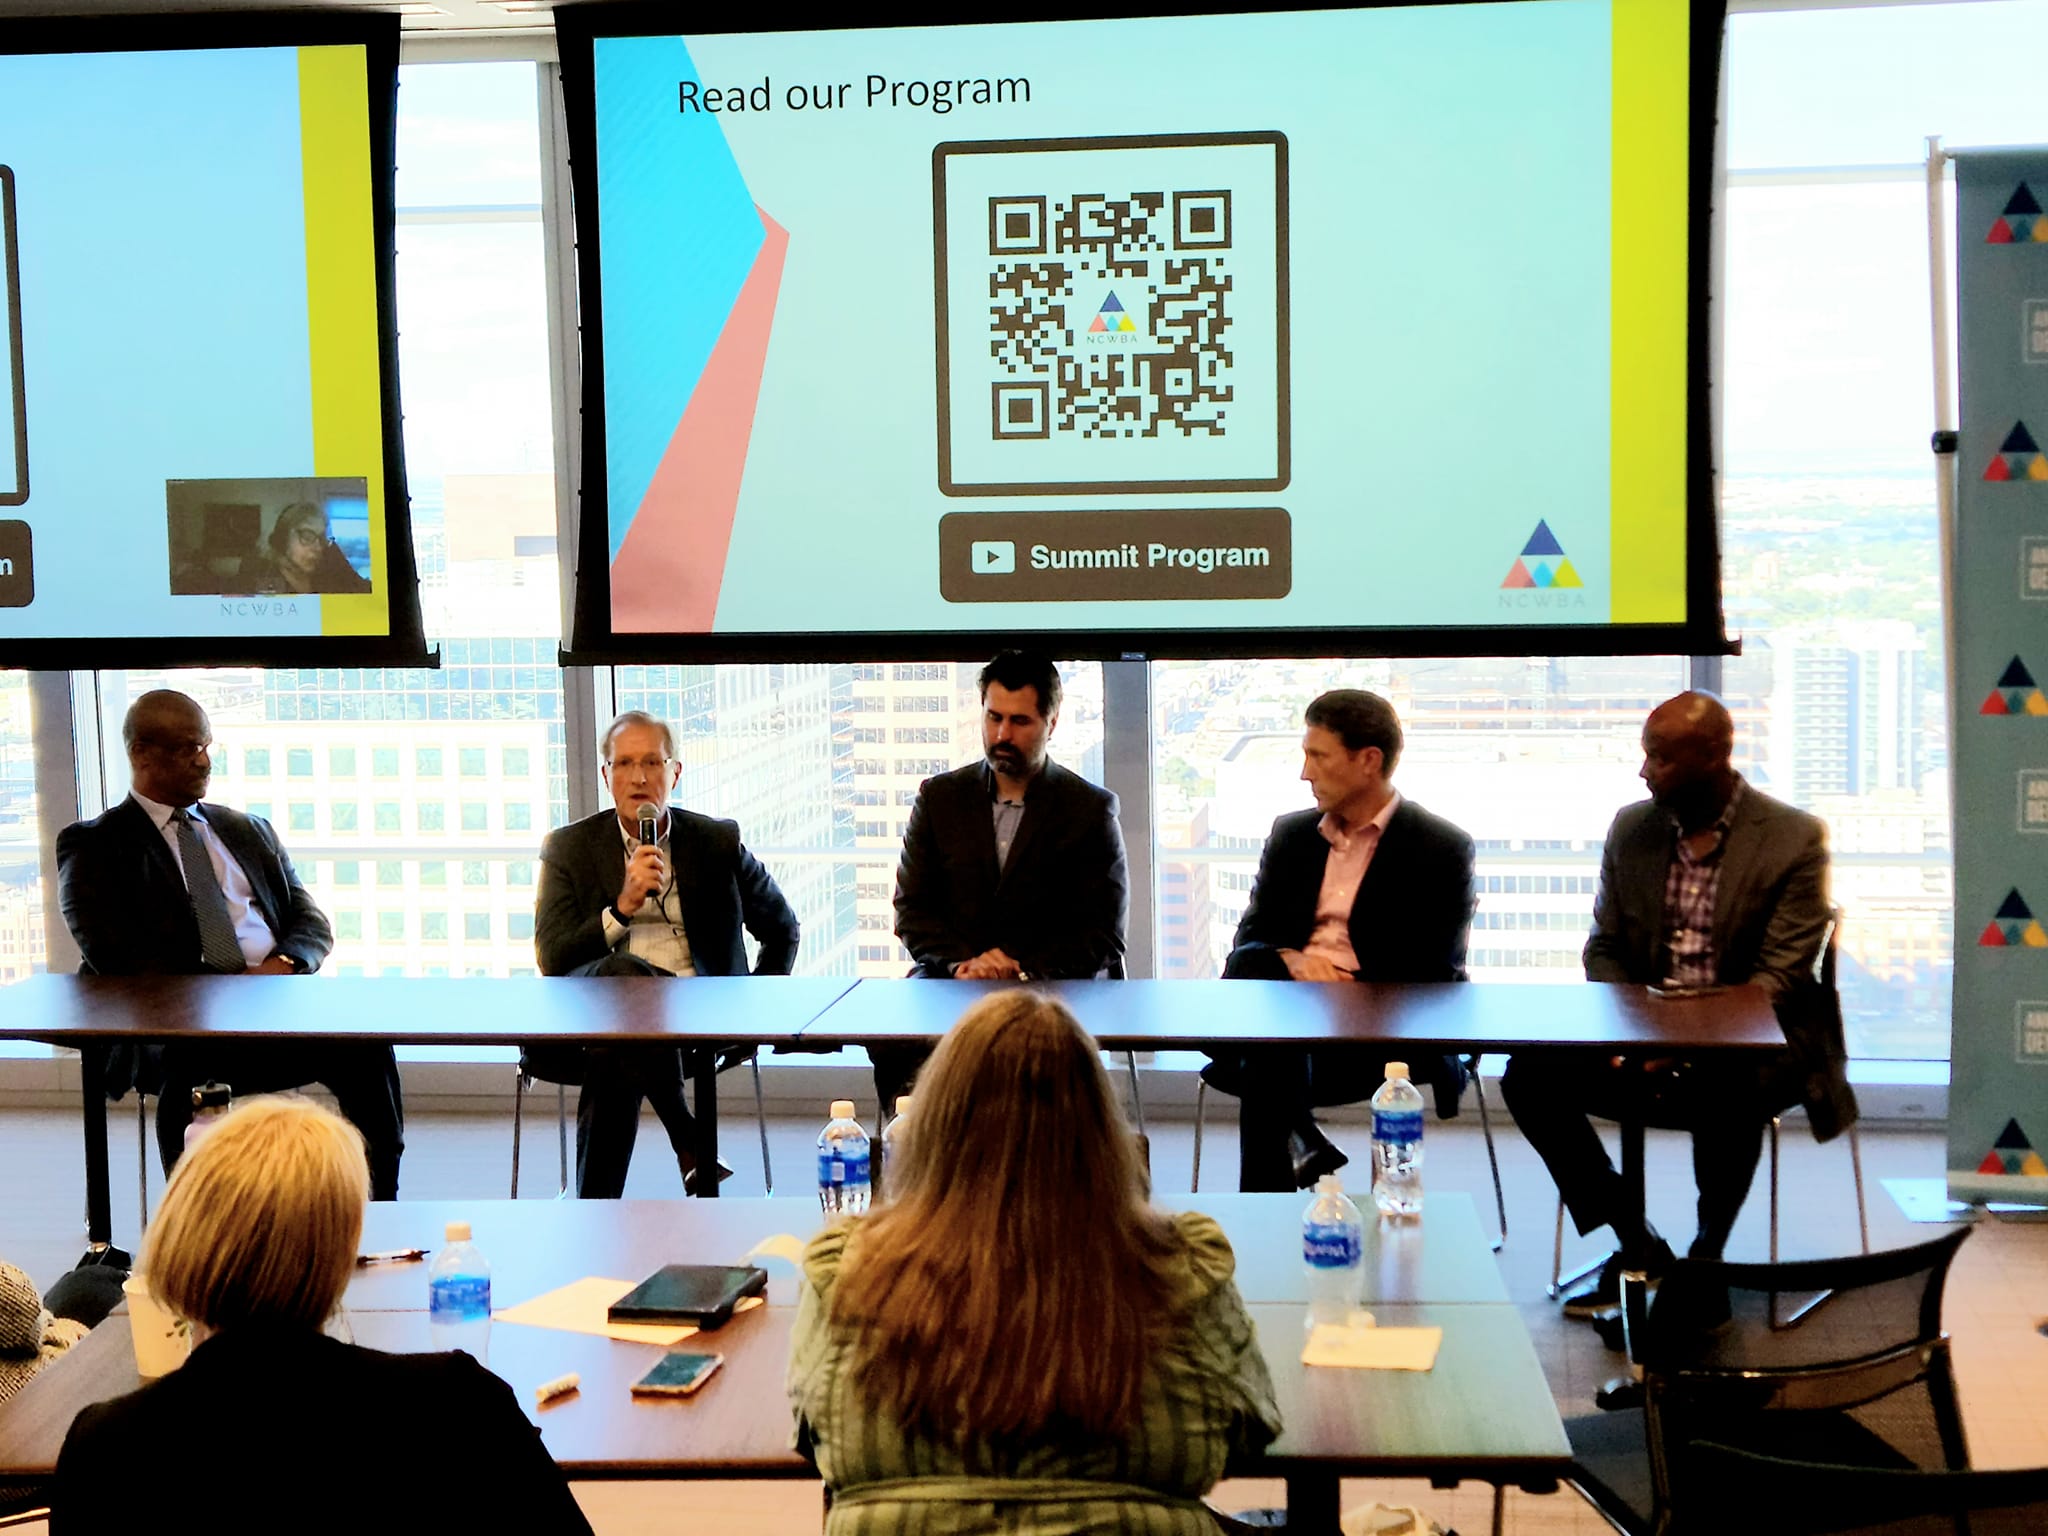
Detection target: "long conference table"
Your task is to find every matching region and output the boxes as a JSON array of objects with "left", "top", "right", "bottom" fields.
[
  {"left": 0, "top": 1193, "right": 1571, "bottom": 1535},
  {"left": 0, "top": 972, "right": 1786, "bottom": 1258}
]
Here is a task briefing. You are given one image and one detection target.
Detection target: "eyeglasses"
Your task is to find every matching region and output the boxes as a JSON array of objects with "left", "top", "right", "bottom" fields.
[
  {"left": 609, "top": 755, "right": 672, "bottom": 775},
  {"left": 285, "top": 526, "right": 326, "bottom": 548}
]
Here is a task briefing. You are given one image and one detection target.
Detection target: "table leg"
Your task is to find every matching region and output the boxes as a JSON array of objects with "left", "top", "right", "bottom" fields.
[
  {"left": 1616, "top": 1116, "right": 1650, "bottom": 1362},
  {"left": 1284, "top": 1470, "right": 1340, "bottom": 1535},
  {"left": 81, "top": 1042, "right": 113, "bottom": 1246},
  {"left": 690, "top": 1045, "right": 720, "bottom": 1199}
]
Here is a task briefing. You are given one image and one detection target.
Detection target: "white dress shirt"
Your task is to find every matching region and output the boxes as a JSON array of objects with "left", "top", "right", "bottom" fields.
[
  {"left": 597, "top": 815, "right": 696, "bottom": 976},
  {"left": 130, "top": 790, "right": 276, "bottom": 970}
]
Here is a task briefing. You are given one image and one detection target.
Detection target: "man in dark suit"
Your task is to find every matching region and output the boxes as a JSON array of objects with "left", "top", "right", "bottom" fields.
[
  {"left": 55, "top": 689, "right": 404, "bottom": 1198},
  {"left": 1211, "top": 689, "right": 1477, "bottom": 1192},
  {"left": 533, "top": 709, "right": 799, "bottom": 1198},
  {"left": 1502, "top": 691, "right": 1852, "bottom": 1309},
  {"left": 886, "top": 651, "right": 1128, "bottom": 1112}
]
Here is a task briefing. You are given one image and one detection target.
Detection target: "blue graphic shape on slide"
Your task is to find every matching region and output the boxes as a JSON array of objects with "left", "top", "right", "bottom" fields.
[
  {"left": 1521, "top": 520, "right": 1565, "bottom": 559},
  {"left": 593, "top": 36, "right": 765, "bottom": 560}
]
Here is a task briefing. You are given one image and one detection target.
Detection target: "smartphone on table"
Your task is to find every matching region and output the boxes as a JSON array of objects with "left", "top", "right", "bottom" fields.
[{"left": 630, "top": 1351, "right": 723, "bottom": 1397}]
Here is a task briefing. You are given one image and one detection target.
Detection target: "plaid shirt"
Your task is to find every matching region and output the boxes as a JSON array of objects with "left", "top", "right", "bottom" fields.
[{"left": 1660, "top": 778, "right": 1745, "bottom": 989}]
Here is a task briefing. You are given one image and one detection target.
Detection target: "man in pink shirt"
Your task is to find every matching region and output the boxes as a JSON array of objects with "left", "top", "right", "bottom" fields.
[{"left": 1208, "top": 690, "right": 1477, "bottom": 1191}]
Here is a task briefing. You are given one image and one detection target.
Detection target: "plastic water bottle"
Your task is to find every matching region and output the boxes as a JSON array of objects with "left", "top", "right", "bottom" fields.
[
  {"left": 1370, "top": 1061, "right": 1426, "bottom": 1218},
  {"left": 427, "top": 1220, "right": 491, "bottom": 1363},
  {"left": 1302, "top": 1173, "right": 1366, "bottom": 1331},
  {"left": 877, "top": 1094, "right": 912, "bottom": 1201},
  {"left": 183, "top": 1082, "right": 232, "bottom": 1153},
  {"left": 817, "top": 1100, "right": 871, "bottom": 1216}
]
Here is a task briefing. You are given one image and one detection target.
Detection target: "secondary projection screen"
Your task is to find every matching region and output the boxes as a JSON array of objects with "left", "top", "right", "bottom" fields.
[
  {"left": 0, "top": 13, "right": 427, "bottom": 668},
  {"left": 559, "top": 0, "right": 1724, "bottom": 662}
]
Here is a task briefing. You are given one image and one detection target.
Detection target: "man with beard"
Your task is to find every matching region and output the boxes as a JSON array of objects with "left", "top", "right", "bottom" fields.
[
  {"left": 1502, "top": 691, "right": 1849, "bottom": 1315},
  {"left": 884, "top": 651, "right": 1128, "bottom": 1113}
]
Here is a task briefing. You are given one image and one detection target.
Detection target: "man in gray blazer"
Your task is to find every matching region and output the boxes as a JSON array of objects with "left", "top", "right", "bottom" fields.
[
  {"left": 533, "top": 710, "right": 799, "bottom": 1197},
  {"left": 1503, "top": 692, "right": 1853, "bottom": 1307}
]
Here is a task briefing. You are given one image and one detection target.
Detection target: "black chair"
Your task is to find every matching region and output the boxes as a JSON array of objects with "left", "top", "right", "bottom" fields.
[
  {"left": 1567, "top": 1227, "right": 1974, "bottom": 1536},
  {"left": 510, "top": 1044, "right": 773, "bottom": 1197},
  {"left": 1681, "top": 1443, "right": 2048, "bottom": 1535}
]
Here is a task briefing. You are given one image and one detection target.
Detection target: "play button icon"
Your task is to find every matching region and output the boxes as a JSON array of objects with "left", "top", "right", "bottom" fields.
[{"left": 970, "top": 539, "right": 1016, "bottom": 575}]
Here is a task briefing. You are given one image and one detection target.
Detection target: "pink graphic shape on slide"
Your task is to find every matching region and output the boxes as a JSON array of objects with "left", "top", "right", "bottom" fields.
[{"left": 612, "top": 207, "right": 790, "bottom": 634}]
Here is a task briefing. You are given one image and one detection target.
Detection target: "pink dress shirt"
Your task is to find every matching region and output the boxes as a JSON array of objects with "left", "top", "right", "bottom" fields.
[{"left": 1301, "top": 791, "right": 1401, "bottom": 974}]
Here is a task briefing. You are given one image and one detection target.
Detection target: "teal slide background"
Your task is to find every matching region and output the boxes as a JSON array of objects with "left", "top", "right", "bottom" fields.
[
  {"left": 602, "top": 3, "right": 1615, "bottom": 633},
  {"left": 0, "top": 46, "right": 323, "bottom": 639}
]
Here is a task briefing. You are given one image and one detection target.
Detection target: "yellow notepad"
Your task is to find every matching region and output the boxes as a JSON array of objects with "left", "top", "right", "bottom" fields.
[
  {"left": 494, "top": 1277, "right": 763, "bottom": 1346},
  {"left": 1300, "top": 1323, "right": 1443, "bottom": 1371}
]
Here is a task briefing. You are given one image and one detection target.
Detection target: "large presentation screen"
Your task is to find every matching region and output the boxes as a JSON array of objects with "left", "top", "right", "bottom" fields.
[
  {"left": 561, "top": 0, "right": 1722, "bottom": 660},
  {"left": 0, "top": 15, "right": 426, "bottom": 667}
]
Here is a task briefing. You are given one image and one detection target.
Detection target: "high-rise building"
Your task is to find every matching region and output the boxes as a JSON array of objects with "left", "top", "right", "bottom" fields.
[{"left": 1768, "top": 621, "right": 1924, "bottom": 803}]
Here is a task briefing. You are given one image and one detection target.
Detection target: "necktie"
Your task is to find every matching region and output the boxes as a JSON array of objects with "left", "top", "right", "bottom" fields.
[{"left": 171, "top": 809, "right": 247, "bottom": 973}]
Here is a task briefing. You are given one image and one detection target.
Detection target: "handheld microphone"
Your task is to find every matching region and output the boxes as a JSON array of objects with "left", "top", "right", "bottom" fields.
[{"left": 637, "top": 803, "right": 658, "bottom": 847}]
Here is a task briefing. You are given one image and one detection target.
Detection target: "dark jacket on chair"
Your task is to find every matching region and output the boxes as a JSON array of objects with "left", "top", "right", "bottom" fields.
[{"left": 534, "top": 806, "right": 798, "bottom": 978}]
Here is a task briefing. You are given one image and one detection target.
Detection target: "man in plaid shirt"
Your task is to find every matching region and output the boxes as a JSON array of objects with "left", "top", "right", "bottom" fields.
[{"left": 1502, "top": 692, "right": 1845, "bottom": 1318}]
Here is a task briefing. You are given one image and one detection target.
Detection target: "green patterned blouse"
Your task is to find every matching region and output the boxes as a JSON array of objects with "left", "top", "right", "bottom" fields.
[{"left": 787, "top": 1210, "right": 1283, "bottom": 1536}]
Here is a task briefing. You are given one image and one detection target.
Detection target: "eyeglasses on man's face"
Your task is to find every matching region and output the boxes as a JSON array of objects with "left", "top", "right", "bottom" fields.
[
  {"left": 139, "top": 736, "right": 213, "bottom": 759},
  {"left": 610, "top": 755, "right": 672, "bottom": 777}
]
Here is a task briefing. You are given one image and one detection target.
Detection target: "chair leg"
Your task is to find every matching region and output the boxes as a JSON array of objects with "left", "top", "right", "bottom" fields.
[
  {"left": 1470, "top": 1058, "right": 1507, "bottom": 1250},
  {"left": 137, "top": 1094, "right": 150, "bottom": 1231},
  {"left": 1191, "top": 1079, "right": 1207, "bottom": 1193},
  {"left": 1548, "top": 1198, "right": 1604, "bottom": 1300},
  {"left": 1123, "top": 1051, "right": 1146, "bottom": 1139},
  {"left": 555, "top": 1081, "right": 570, "bottom": 1199},
  {"left": 1770, "top": 1115, "right": 1782, "bottom": 1265},
  {"left": 511, "top": 1069, "right": 525, "bottom": 1199},
  {"left": 1850, "top": 1121, "right": 1870, "bottom": 1255},
  {"left": 751, "top": 1052, "right": 774, "bottom": 1197}
]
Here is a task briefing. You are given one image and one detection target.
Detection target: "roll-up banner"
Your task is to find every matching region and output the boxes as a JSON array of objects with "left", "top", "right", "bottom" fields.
[{"left": 1950, "top": 148, "right": 2048, "bottom": 1205}]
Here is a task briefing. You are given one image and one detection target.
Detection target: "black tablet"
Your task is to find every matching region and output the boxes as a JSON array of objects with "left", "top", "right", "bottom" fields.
[{"left": 607, "top": 1264, "right": 769, "bottom": 1329}]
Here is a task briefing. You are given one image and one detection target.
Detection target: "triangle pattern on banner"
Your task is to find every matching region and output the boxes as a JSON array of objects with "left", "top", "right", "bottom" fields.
[
  {"left": 2024, "top": 1152, "right": 2048, "bottom": 1178},
  {"left": 2029, "top": 692, "right": 2048, "bottom": 717},
  {"left": 1996, "top": 889, "right": 2034, "bottom": 921},
  {"left": 1999, "top": 657, "right": 2036, "bottom": 688},
  {"left": 1979, "top": 919, "right": 2009, "bottom": 946},
  {"left": 1501, "top": 560, "right": 1535, "bottom": 590},
  {"left": 1995, "top": 1118, "right": 2032, "bottom": 1151},
  {"left": 1980, "top": 1149, "right": 2009, "bottom": 1174},
  {"left": 2028, "top": 922, "right": 2048, "bottom": 947},
  {"left": 1987, "top": 453, "right": 2013, "bottom": 481},
  {"left": 2015, "top": 216, "right": 2040, "bottom": 242},
  {"left": 2008, "top": 183, "right": 2045, "bottom": 216},
  {"left": 1522, "top": 520, "right": 1565, "bottom": 558},
  {"left": 2030, "top": 456, "right": 2048, "bottom": 480},
  {"left": 1989, "top": 217, "right": 2015, "bottom": 244},
  {"left": 2005, "top": 923, "right": 2027, "bottom": 946},
  {"left": 2001, "top": 422, "right": 2040, "bottom": 454},
  {"left": 2037, "top": 220, "right": 2048, "bottom": 244},
  {"left": 1982, "top": 689, "right": 2012, "bottom": 716}
]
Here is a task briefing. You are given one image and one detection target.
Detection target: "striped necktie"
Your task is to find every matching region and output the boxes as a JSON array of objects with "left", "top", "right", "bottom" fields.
[{"left": 171, "top": 809, "right": 247, "bottom": 974}]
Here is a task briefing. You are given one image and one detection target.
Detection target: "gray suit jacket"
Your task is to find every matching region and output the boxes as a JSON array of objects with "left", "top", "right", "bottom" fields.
[{"left": 1584, "top": 782, "right": 1856, "bottom": 1141}]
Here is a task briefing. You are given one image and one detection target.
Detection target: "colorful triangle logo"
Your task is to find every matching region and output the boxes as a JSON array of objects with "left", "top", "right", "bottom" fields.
[
  {"left": 1522, "top": 520, "right": 1565, "bottom": 558},
  {"left": 1999, "top": 657, "right": 2036, "bottom": 688},
  {"left": 1996, "top": 889, "right": 2033, "bottom": 921},
  {"left": 1503, "top": 522, "right": 1579, "bottom": 589},
  {"left": 1552, "top": 559, "right": 1583, "bottom": 589},
  {"left": 2007, "top": 184, "right": 2044, "bottom": 217},
  {"left": 1501, "top": 560, "right": 1534, "bottom": 590},
  {"left": 1088, "top": 315, "right": 1107, "bottom": 334},
  {"left": 2002, "top": 423, "right": 2040, "bottom": 454},
  {"left": 1990, "top": 217, "right": 2015, "bottom": 244},
  {"left": 1980, "top": 919, "right": 2010, "bottom": 947}
]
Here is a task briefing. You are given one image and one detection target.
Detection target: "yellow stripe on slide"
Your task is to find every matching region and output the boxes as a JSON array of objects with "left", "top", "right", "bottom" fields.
[
  {"left": 298, "top": 45, "right": 388, "bottom": 637},
  {"left": 1608, "top": 0, "right": 1691, "bottom": 626}
]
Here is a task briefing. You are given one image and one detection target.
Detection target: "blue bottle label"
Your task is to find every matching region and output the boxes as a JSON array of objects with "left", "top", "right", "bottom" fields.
[
  {"left": 1372, "top": 1108, "right": 1424, "bottom": 1145},
  {"left": 818, "top": 1148, "right": 871, "bottom": 1186},
  {"left": 1303, "top": 1221, "right": 1361, "bottom": 1268},
  {"left": 429, "top": 1275, "right": 490, "bottom": 1321}
]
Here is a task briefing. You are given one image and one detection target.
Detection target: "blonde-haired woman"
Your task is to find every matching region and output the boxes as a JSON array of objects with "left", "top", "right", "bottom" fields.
[
  {"left": 51, "top": 1099, "right": 591, "bottom": 1534},
  {"left": 787, "top": 993, "right": 1281, "bottom": 1534}
]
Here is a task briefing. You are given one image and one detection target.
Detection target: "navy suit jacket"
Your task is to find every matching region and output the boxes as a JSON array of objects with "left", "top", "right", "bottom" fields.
[
  {"left": 533, "top": 806, "right": 799, "bottom": 978},
  {"left": 1230, "top": 797, "right": 1476, "bottom": 983},
  {"left": 56, "top": 795, "right": 333, "bottom": 978},
  {"left": 893, "top": 760, "right": 1128, "bottom": 979}
]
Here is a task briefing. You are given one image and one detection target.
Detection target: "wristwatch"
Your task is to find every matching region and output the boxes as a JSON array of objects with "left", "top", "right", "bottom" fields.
[{"left": 275, "top": 952, "right": 310, "bottom": 974}]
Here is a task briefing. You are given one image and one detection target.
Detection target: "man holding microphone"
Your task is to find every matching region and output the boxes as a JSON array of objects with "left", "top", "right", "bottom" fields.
[{"left": 533, "top": 710, "right": 800, "bottom": 1197}]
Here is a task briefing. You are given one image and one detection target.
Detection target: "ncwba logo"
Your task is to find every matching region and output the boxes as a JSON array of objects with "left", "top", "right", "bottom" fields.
[
  {"left": 1085, "top": 290, "right": 1140, "bottom": 345},
  {"left": 1979, "top": 656, "right": 2048, "bottom": 716},
  {"left": 1980, "top": 888, "right": 2048, "bottom": 948},
  {"left": 1983, "top": 422, "right": 2048, "bottom": 482},
  {"left": 1975, "top": 1120, "right": 2048, "bottom": 1179},
  {"left": 1987, "top": 183, "right": 2048, "bottom": 244},
  {"left": 1499, "top": 521, "right": 1587, "bottom": 610}
]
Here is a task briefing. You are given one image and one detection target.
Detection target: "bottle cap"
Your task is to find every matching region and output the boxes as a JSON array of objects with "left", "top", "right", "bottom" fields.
[
  {"left": 1315, "top": 1173, "right": 1343, "bottom": 1194},
  {"left": 1385, "top": 1061, "right": 1410, "bottom": 1080},
  {"left": 895, "top": 1095, "right": 913, "bottom": 1115},
  {"left": 830, "top": 1099, "right": 856, "bottom": 1120},
  {"left": 445, "top": 1221, "right": 472, "bottom": 1243}
]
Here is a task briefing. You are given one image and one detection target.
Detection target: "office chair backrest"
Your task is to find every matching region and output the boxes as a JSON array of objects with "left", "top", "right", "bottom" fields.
[
  {"left": 1684, "top": 1442, "right": 2048, "bottom": 1535},
  {"left": 1643, "top": 1227, "right": 1974, "bottom": 1523}
]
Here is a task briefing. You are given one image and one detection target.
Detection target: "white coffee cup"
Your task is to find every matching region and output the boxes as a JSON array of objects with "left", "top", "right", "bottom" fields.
[{"left": 122, "top": 1275, "right": 190, "bottom": 1377}]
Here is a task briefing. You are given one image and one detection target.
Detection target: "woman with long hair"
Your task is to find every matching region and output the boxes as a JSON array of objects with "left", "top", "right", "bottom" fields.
[
  {"left": 51, "top": 1098, "right": 591, "bottom": 1535},
  {"left": 787, "top": 992, "right": 1281, "bottom": 1534}
]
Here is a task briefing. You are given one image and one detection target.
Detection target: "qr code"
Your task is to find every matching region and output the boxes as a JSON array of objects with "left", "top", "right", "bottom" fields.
[
  {"left": 986, "top": 190, "right": 1234, "bottom": 441},
  {"left": 936, "top": 134, "right": 1287, "bottom": 497}
]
